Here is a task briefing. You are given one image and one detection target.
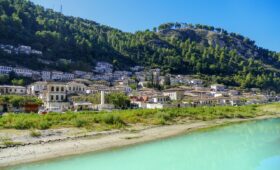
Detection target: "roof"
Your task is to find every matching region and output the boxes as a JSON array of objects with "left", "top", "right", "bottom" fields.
[
  {"left": 163, "top": 88, "right": 186, "bottom": 92},
  {"left": 0, "top": 85, "right": 26, "bottom": 88}
]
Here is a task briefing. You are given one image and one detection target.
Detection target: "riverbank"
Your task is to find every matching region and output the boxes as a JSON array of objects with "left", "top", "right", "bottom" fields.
[{"left": 1, "top": 113, "right": 280, "bottom": 169}]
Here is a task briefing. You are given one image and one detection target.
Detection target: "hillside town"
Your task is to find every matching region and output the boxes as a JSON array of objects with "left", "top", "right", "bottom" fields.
[{"left": 0, "top": 61, "right": 279, "bottom": 114}]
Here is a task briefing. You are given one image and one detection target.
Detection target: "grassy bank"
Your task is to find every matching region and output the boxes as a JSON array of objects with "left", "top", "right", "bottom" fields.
[{"left": 0, "top": 104, "right": 279, "bottom": 131}]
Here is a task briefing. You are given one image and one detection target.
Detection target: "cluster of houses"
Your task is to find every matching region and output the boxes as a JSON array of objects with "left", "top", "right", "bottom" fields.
[
  {"left": 0, "top": 44, "right": 43, "bottom": 55},
  {"left": 130, "top": 85, "right": 279, "bottom": 109},
  {"left": 0, "top": 78, "right": 278, "bottom": 113},
  {"left": 0, "top": 61, "right": 279, "bottom": 113}
]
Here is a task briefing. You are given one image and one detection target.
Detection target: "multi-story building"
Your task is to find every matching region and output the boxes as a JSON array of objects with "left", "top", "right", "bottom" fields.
[
  {"left": 66, "top": 81, "right": 87, "bottom": 94},
  {"left": 27, "top": 81, "right": 48, "bottom": 96},
  {"left": 13, "top": 68, "right": 33, "bottom": 77},
  {"left": 0, "top": 85, "right": 26, "bottom": 95},
  {"left": 0, "top": 66, "right": 13, "bottom": 75},
  {"left": 63, "top": 73, "right": 75, "bottom": 81},
  {"left": 41, "top": 71, "right": 51, "bottom": 81},
  {"left": 94, "top": 62, "right": 113, "bottom": 73},
  {"left": 163, "top": 88, "right": 185, "bottom": 101},
  {"left": 50, "top": 71, "right": 74, "bottom": 81},
  {"left": 40, "top": 82, "right": 69, "bottom": 112}
]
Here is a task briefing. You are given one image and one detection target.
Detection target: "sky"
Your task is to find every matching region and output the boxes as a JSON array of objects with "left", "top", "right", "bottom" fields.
[{"left": 30, "top": 0, "right": 280, "bottom": 52}]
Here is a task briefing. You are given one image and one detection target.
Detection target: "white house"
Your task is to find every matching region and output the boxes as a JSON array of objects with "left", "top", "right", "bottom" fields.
[
  {"left": 152, "top": 95, "right": 170, "bottom": 104},
  {"left": 31, "top": 49, "right": 43, "bottom": 55},
  {"left": 17, "top": 45, "right": 32, "bottom": 55},
  {"left": 190, "top": 79, "right": 204, "bottom": 86},
  {"left": 211, "top": 84, "right": 226, "bottom": 92},
  {"left": 27, "top": 81, "right": 48, "bottom": 96},
  {"left": 66, "top": 81, "right": 87, "bottom": 94},
  {"left": 113, "top": 85, "right": 132, "bottom": 94},
  {"left": 163, "top": 88, "right": 185, "bottom": 101},
  {"left": 51, "top": 71, "right": 64, "bottom": 80},
  {"left": 94, "top": 62, "right": 113, "bottom": 73},
  {"left": 0, "top": 85, "right": 26, "bottom": 95},
  {"left": 0, "top": 66, "right": 13, "bottom": 75},
  {"left": 13, "top": 68, "right": 33, "bottom": 77},
  {"left": 40, "top": 82, "right": 69, "bottom": 112},
  {"left": 41, "top": 71, "right": 51, "bottom": 81}
]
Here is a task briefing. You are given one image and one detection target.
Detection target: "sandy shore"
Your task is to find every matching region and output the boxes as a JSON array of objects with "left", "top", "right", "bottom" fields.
[{"left": 1, "top": 115, "right": 279, "bottom": 168}]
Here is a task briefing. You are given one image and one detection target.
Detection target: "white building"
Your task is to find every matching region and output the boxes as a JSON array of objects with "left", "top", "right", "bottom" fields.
[
  {"left": 94, "top": 62, "right": 113, "bottom": 73},
  {"left": 63, "top": 73, "right": 75, "bottom": 81},
  {"left": 51, "top": 71, "right": 74, "bottom": 81},
  {"left": 13, "top": 68, "right": 33, "bottom": 77},
  {"left": 17, "top": 45, "right": 32, "bottom": 55},
  {"left": 66, "top": 81, "right": 87, "bottom": 94},
  {"left": 211, "top": 84, "right": 226, "bottom": 92},
  {"left": 130, "top": 66, "right": 144, "bottom": 72},
  {"left": 40, "top": 82, "right": 69, "bottom": 112},
  {"left": 0, "top": 66, "right": 13, "bottom": 75},
  {"left": 163, "top": 88, "right": 185, "bottom": 101},
  {"left": 0, "top": 85, "right": 26, "bottom": 95},
  {"left": 151, "top": 96, "right": 170, "bottom": 104},
  {"left": 27, "top": 81, "right": 48, "bottom": 96},
  {"left": 113, "top": 85, "right": 132, "bottom": 94},
  {"left": 31, "top": 49, "right": 43, "bottom": 55},
  {"left": 41, "top": 71, "right": 51, "bottom": 81},
  {"left": 190, "top": 79, "right": 204, "bottom": 86}
]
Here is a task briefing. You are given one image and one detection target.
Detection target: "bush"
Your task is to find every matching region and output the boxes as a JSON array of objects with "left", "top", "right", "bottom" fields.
[
  {"left": 30, "top": 130, "right": 41, "bottom": 137},
  {"left": 74, "top": 119, "right": 87, "bottom": 128},
  {"left": 156, "top": 112, "right": 171, "bottom": 121},
  {"left": 37, "top": 121, "right": 51, "bottom": 130},
  {"left": 101, "top": 114, "right": 124, "bottom": 125},
  {"left": 14, "top": 119, "right": 35, "bottom": 129},
  {"left": 1, "top": 137, "right": 21, "bottom": 147}
]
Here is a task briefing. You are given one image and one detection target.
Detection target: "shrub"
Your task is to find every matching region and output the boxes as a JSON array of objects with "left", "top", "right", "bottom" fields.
[
  {"left": 101, "top": 114, "right": 124, "bottom": 125},
  {"left": 37, "top": 121, "right": 51, "bottom": 130},
  {"left": 14, "top": 119, "right": 35, "bottom": 129},
  {"left": 1, "top": 137, "right": 22, "bottom": 147},
  {"left": 30, "top": 130, "right": 41, "bottom": 137},
  {"left": 74, "top": 119, "right": 87, "bottom": 128},
  {"left": 156, "top": 112, "right": 171, "bottom": 121}
]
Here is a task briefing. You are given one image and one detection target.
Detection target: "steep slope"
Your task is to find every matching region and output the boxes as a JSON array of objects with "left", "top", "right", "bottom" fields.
[{"left": 0, "top": 0, "right": 280, "bottom": 91}]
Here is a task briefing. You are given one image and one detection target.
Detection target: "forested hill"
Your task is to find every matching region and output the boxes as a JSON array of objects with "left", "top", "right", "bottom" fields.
[{"left": 1, "top": 0, "right": 280, "bottom": 91}]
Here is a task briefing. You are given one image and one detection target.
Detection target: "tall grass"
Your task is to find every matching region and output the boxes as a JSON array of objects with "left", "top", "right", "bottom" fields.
[{"left": 0, "top": 104, "right": 272, "bottom": 130}]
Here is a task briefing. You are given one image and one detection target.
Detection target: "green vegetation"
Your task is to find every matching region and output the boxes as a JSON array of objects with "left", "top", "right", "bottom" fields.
[
  {"left": 0, "top": 95, "right": 43, "bottom": 107},
  {"left": 0, "top": 104, "right": 278, "bottom": 131},
  {"left": 72, "top": 92, "right": 131, "bottom": 109},
  {"left": 0, "top": 136, "right": 22, "bottom": 147},
  {"left": 29, "top": 129, "right": 41, "bottom": 137},
  {"left": 0, "top": 0, "right": 280, "bottom": 91}
]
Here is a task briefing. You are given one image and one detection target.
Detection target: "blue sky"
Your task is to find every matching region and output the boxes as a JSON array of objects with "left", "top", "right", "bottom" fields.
[{"left": 31, "top": 0, "right": 280, "bottom": 52}]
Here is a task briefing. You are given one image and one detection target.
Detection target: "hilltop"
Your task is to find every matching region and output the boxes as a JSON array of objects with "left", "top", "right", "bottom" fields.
[{"left": 0, "top": 0, "right": 280, "bottom": 91}]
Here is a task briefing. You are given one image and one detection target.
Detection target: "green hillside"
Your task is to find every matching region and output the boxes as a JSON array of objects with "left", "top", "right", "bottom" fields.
[{"left": 0, "top": 0, "right": 280, "bottom": 91}]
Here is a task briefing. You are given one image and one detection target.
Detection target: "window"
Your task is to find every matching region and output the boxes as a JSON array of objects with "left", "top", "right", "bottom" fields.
[
  {"left": 61, "top": 95, "right": 64, "bottom": 100},
  {"left": 61, "top": 87, "right": 64, "bottom": 91},
  {"left": 51, "top": 95, "right": 54, "bottom": 101},
  {"left": 56, "top": 95, "right": 59, "bottom": 100},
  {"left": 56, "top": 87, "right": 59, "bottom": 92},
  {"left": 51, "top": 86, "right": 54, "bottom": 91},
  {"left": 69, "top": 87, "right": 71, "bottom": 91}
]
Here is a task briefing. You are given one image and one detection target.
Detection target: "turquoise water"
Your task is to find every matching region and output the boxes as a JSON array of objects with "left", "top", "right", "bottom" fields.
[{"left": 8, "top": 118, "right": 280, "bottom": 170}]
